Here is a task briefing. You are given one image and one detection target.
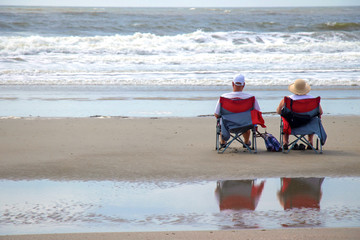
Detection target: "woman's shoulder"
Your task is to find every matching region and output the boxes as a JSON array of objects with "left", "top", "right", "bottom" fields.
[{"left": 289, "top": 94, "right": 314, "bottom": 100}]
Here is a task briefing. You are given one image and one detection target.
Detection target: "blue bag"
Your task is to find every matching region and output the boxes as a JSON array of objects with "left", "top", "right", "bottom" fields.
[{"left": 264, "top": 133, "right": 281, "bottom": 152}]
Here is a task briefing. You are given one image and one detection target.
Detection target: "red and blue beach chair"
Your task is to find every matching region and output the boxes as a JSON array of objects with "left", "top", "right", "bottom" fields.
[
  {"left": 280, "top": 96, "right": 327, "bottom": 154},
  {"left": 216, "top": 96, "right": 266, "bottom": 153}
]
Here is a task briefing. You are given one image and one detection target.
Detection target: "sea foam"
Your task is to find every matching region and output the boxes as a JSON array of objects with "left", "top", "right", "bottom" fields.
[{"left": 1, "top": 6, "right": 359, "bottom": 86}]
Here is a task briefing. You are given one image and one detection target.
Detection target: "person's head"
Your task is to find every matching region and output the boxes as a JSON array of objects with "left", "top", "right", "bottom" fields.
[
  {"left": 289, "top": 79, "right": 311, "bottom": 95},
  {"left": 232, "top": 74, "right": 245, "bottom": 92}
]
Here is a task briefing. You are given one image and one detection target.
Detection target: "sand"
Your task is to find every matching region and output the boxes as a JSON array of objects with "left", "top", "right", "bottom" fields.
[
  {"left": 2, "top": 228, "right": 360, "bottom": 240},
  {"left": 1, "top": 115, "right": 360, "bottom": 239}
]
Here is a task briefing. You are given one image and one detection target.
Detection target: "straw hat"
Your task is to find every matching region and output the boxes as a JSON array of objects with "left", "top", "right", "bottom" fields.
[{"left": 288, "top": 79, "right": 311, "bottom": 95}]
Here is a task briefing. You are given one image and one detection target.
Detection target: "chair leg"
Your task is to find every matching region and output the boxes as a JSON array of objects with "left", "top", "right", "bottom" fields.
[
  {"left": 302, "top": 135, "right": 323, "bottom": 154},
  {"left": 215, "top": 130, "right": 220, "bottom": 151},
  {"left": 218, "top": 133, "right": 238, "bottom": 153},
  {"left": 217, "top": 128, "right": 258, "bottom": 154},
  {"left": 288, "top": 134, "right": 323, "bottom": 154},
  {"left": 317, "top": 136, "right": 323, "bottom": 154},
  {"left": 216, "top": 133, "right": 220, "bottom": 152},
  {"left": 286, "top": 135, "right": 304, "bottom": 153},
  {"left": 216, "top": 119, "right": 223, "bottom": 153},
  {"left": 280, "top": 119, "right": 286, "bottom": 153},
  {"left": 252, "top": 128, "right": 257, "bottom": 154}
]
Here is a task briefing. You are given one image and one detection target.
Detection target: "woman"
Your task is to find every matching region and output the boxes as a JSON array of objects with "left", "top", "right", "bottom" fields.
[{"left": 276, "top": 79, "right": 323, "bottom": 150}]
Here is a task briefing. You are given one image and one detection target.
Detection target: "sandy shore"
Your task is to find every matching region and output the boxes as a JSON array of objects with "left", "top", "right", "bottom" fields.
[
  {"left": 1, "top": 115, "right": 360, "bottom": 239},
  {"left": 2, "top": 228, "right": 360, "bottom": 240},
  {"left": 1, "top": 116, "right": 359, "bottom": 181}
]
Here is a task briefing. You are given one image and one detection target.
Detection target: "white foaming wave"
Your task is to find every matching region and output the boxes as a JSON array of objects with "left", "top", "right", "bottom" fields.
[
  {"left": 1, "top": 31, "right": 359, "bottom": 86},
  {"left": 1, "top": 31, "right": 359, "bottom": 56},
  {"left": 1, "top": 68, "right": 359, "bottom": 86},
  {"left": 1, "top": 51, "right": 359, "bottom": 86},
  {"left": 1, "top": 50, "right": 358, "bottom": 71}
]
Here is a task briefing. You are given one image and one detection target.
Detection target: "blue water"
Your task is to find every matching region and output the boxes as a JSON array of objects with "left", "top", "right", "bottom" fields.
[
  {"left": 0, "top": 6, "right": 359, "bottom": 86},
  {"left": 1, "top": 177, "right": 360, "bottom": 235},
  {"left": 1, "top": 6, "right": 359, "bottom": 117},
  {"left": 0, "top": 85, "right": 359, "bottom": 117},
  {"left": 1, "top": 7, "right": 360, "bottom": 36}
]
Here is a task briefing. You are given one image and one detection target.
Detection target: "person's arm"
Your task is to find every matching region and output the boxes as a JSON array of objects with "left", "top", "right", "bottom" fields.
[
  {"left": 319, "top": 104, "right": 323, "bottom": 116},
  {"left": 254, "top": 98, "right": 261, "bottom": 111},
  {"left": 276, "top": 99, "right": 285, "bottom": 114}
]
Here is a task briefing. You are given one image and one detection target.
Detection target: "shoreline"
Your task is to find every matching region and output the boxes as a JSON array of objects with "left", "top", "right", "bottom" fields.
[{"left": 1, "top": 86, "right": 360, "bottom": 118}]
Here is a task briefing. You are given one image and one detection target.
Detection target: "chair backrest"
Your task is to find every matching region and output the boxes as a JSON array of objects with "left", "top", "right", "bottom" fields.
[
  {"left": 219, "top": 96, "right": 255, "bottom": 115},
  {"left": 281, "top": 96, "right": 321, "bottom": 129},
  {"left": 219, "top": 96, "right": 266, "bottom": 129},
  {"left": 284, "top": 96, "right": 321, "bottom": 114}
]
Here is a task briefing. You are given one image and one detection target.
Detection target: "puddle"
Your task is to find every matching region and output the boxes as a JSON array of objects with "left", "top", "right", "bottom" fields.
[{"left": 1, "top": 177, "right": 360, "bottom": 235}]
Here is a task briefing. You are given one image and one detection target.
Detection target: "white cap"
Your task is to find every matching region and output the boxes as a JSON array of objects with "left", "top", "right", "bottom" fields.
[{"left": 233, "top": 74, "right": 245, "bottom": 86}]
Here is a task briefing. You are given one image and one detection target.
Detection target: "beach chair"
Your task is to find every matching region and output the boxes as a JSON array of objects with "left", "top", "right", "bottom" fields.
[
  {"left": 280, "top": 96, "right": 327, "bottom": 154},
  {"left": 215, "top": 96, "right": 266, "bottom": 153}
]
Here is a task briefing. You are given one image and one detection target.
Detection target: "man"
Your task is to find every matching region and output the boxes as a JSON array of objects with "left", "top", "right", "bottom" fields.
[{"left": 214, "top": 74, "right": 260, "bottom": 147}]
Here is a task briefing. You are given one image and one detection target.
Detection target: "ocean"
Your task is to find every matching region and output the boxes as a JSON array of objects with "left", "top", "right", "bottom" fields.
[{"left": 0, "top": 6, "right": 359, "bottom": 117}]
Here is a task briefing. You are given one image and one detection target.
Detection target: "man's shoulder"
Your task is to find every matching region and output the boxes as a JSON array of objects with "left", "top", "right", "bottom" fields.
[
  {"left": 221, "top": 91, "right": 254, "bottom": 99},
  {"left": 220, "top": 92, "right": 235, "bottom": 98}
]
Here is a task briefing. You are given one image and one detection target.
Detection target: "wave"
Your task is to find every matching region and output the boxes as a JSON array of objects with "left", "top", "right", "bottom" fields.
[
  {"left": 2, "top": 6, "right": 360, "bottom": 37},
  {"left": 1, "top": 31, "right": 359, "bottom": 57},
  {"left": 1, "top": 68, "right": 359, "bottom": 86},
  {"left": 0, "top": 29, "right": 359, "bottom": 87},
  {"left": 316, "top": 22, "right": 360, "bottom": 31},
  {"left": 0, "top": 22, "right": 14, "bottom": 31}
]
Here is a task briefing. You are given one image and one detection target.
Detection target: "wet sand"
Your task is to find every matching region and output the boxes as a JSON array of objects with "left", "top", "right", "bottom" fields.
[
  {"left": 1, "top": 228, "right": 360, "bottom": 240},
  {"left": 0, "top": 116, "right": 360, "bottom": 239}
]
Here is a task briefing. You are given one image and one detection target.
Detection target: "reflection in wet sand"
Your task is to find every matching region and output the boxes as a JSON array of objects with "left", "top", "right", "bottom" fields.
[
  {"left": 1, "top": 177, "right": 360, "bottom": 235},
  {"left": 215, "top": 179, "right": 266, "bottom": 229},
  {"left": 215, "top": 180, "right": 265, "bottom": 211},
  {"left": 278, "top": 177, "right": 324, "bottom": 210},
  {"left": 277, "top": 178, "right": 325, "bottom": 228}
]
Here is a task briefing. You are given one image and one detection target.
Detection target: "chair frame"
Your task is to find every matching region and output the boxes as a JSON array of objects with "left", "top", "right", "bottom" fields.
[
  {"left": 280, "top": 97, "right": 323, "bottom": 154},
  {"left": 215, "top": 96, "right": 264, "bottom": 154},
  {"left": 216, "top": 118, "right": 257, "bottom": 153},
  {"left": 280, "top": 118, "right": 322, "bottom": 154}
]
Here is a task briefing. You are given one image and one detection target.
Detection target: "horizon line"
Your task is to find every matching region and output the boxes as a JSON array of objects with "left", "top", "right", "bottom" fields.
[{"left": 1, "top": 4, "right": 360, "bottom": 8}]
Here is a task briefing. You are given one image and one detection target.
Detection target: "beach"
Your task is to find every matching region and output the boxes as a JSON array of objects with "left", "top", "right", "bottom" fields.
[
  {"left": 1, "top": 7, "right": 360, "bottom": 88},
  {"left": 1, "top": 5, "right": 360, "bottom": 239},
  {"left": 1, "top": 116, "right": 360, "bottom": 239},
  {"left": 2, "top": 228, "right": 360, "bottom": 240},
  {"left": 1, "top": 116, "right": 360, "bottom": 181}
]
